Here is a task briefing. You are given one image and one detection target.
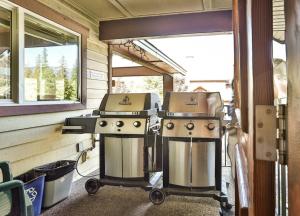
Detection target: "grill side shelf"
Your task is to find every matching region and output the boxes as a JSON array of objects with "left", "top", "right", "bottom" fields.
[{"left": 62, "top": 117, "right": 98, "bottom": 134}]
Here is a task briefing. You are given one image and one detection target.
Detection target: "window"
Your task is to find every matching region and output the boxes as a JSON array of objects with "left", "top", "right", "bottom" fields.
[
  {"left": 24, "top": 14, "right": 80, "bottom": 102},
  {"left": 0, "top": 0, "right": 88, "bottom": 116},
  {"left": 0, "top": 7, "right": 11, "bottom": 100}
]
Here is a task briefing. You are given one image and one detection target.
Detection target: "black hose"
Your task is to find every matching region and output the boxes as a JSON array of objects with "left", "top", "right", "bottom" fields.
[{"left": 75, "top": 147, "right": 99, "bottom": 178}]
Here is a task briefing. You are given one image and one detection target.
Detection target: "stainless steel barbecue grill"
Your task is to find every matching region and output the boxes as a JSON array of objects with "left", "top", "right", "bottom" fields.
[
  {"left": 149, "top": 92, "right": 232, "bottom": 212},
  {"left": 62, "top": 93, "right": 162, "bottom": 194}
]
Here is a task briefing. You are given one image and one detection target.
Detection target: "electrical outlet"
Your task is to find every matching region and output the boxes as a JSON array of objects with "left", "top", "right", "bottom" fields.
[{"left": 76, "top": 142, "right": 84, "bottom": 152}]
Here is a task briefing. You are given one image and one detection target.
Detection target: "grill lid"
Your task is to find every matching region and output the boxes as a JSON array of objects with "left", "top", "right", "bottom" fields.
[
  {"left": 162, "top": 92, "right": 223, "bottom": 117},
  {"left": 99, "top": 93, "right": 161, "bottom": 113}
]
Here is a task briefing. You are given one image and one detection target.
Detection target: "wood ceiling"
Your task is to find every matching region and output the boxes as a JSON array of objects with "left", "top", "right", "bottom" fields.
[{"left": 65, "top": 0, "right": 232, "bottom": 21}]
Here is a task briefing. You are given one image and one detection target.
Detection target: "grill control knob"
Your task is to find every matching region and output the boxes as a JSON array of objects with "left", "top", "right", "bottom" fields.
[
  {"left": 186, "top": 122, "right": 194, "bottom": 130},
  {"left": 133, "top": 121, "right": 141, "bottom": 128},
  {"left": 166, "top": 122, "right": 174, "bottom": 130},
  {"left": 116, "top": 121, "right": 124, "bottom": 127},
  {"left": 207, "top": 123, "right": 215, "bottom": 131},
  {"left": 99, "top": 120, "right": 107, "bottom": 127}
]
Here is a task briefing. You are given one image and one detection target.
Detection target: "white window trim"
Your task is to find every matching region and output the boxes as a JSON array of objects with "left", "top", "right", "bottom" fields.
[{"left": 0, "top": 0, "right": 82, "bottom": 105}]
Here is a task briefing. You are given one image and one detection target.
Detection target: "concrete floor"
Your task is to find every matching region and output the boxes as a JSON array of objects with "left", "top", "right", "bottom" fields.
[
  {"left": 41, "top": 167, "right": 234, "bottom": 216},
  {"left": 42, "top": 136, "right": 235, "bottom": 216}
]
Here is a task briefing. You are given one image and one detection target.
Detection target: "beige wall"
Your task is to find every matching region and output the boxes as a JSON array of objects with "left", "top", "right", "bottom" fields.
[{"left": 0, "top": 0, "right": 107, "bottom": 180}]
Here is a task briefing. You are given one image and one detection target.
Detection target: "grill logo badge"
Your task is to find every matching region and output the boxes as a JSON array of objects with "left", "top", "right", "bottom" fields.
[
  {"left": 119, "top": 95, "right": 132, "bottom": 105},
  {"left": 186, "top": 95, "right": 198, "bottom": 105}
]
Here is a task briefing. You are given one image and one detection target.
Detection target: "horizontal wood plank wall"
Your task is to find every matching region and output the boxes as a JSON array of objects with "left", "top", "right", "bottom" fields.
[{"left": 0, "top": 0, "right": 107, "bottom": 180}]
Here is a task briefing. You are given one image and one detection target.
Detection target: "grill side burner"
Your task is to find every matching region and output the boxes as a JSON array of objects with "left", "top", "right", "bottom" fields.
[
  {"left": 149, "top": 92, "right": 232, "bottom": 212},
  {"left": 62, "top": 93, "right": 162, "bottom": 193}
]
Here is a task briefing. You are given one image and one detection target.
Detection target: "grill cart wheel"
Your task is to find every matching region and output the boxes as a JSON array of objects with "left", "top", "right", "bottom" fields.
[
  {"left": 149, "top": 189, "right": 165, "bottom": 205},
  {"left": 85, "top": 178, "right": 100, "bottom": 195},
  {"left": 221, "top": 201, "right": 233, "bottom": 212}
]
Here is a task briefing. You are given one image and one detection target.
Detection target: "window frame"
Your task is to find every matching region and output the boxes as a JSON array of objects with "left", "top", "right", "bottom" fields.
[
  {"left": 0, "top": 2, "right": 13, "bottom": 103},
  {"left": 0, "top": 0, "right": 89, "bottom": 117},
  {"left": 23, "top": 12, "right": 82, "bottom": 103}
]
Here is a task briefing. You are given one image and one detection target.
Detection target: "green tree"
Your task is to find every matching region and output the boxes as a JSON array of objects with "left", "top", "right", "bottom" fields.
[
  {"left": 41, "top": 48, "right": 56, "bottom": 99},
  {"left": 33, "top": 54, "right": 41, "bottom": 99},
  {"left": 69, "top": 60, "right": 78, "bottom": 100},
  {"left": 24, "top": 67, "right": 34, "bottom": 78},
  {"left": 57, "top": 56, "right": 76, "bottom": 100},
  {"left": 143, "top": 76, "right": 163, "bottom": 99},
  {"left": 64, "top": 78, "right": 75, "bottom": 100},
  {"left": 57, "top": 56, "right": 66, "bottom": 80},
  {"left": 174, "top": 76, "right": 188, "bottom": 92}
]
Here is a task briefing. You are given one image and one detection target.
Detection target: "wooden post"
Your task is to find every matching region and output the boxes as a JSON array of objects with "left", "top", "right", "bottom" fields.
[
  {"left": 163, "top": 75, "right": 173, "bottom": 96},
  {"left": 233, "top": 0, "right": 249, "bottom": 132},
  {"left": 107, "top": 45, "right": 112, "bottom": 93},
  {"left": 246, "top": 0, "right": 275, "bottom": 215},
  {"left": 286, "top": 0, "right": 300, "bottom": 215}
]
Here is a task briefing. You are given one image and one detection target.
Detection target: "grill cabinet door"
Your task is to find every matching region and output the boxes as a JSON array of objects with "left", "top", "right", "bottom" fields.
[
  {"left": 169, "top": 141, "right": 190, "bottom": 186},
  {"left": 191, "top": 142, "right": 215, "bottom": 187},
  {"left": 105, "top": 137, "right": 122, "bottom": 178},
  {"left": 122, "top": 138, "right": 144, "bottom": 178}
]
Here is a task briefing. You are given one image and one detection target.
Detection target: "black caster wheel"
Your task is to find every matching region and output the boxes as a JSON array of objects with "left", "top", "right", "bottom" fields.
[
  {"left": 219, "top": 209, "right": 223, "bottom": 216},
  {"left": 149, "top": 189, "right": 165, "bottom": 205},
  {"left": 85, "top": 178, "right": 100, "bottom": 195},
  {"left": 221, "top": 201, "right": 233, "bottom": 212}
]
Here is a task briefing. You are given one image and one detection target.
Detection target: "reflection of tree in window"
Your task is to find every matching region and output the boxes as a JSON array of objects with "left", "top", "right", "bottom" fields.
[
  {"left": 41, "top": 48, "right": 56, "bottom": 99},
  {"left": 0, "top": 7, "right": 11, "bottom": 100},
  {"left": 24, "top": 48, "right": 78, "bottom": 101},
  {"left": 24, "top": 14, "right": 79, "bottom": 102}
]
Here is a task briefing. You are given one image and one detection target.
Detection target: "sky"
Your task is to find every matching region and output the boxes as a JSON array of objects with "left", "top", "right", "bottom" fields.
[{"left": 149, "top": 34, "right": 234, "bottom": 81}]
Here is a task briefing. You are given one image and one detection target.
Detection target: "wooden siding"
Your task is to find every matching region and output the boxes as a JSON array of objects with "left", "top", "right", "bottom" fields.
[{"left": 0, "top": 0, "right": 107, "bottom": 180}]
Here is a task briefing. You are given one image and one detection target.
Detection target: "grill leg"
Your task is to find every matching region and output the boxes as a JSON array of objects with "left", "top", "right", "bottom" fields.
[
  {"left": 215, "top": 139, "right": 222, "bottom": 191},
  {"left": 163, "top": 137, "right": 169, "bottom": 188}
]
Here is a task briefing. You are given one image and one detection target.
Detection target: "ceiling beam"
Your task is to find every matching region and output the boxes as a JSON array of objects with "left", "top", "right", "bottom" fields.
[
  {"left": 112, "top": 66, "right": 161, "bottom": 77},
  {"left": 112, "top": 45, "right": 170, "bottom": 75},
  {"left": 99, "top": 10, "right": 232, "bottom": 41}
]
